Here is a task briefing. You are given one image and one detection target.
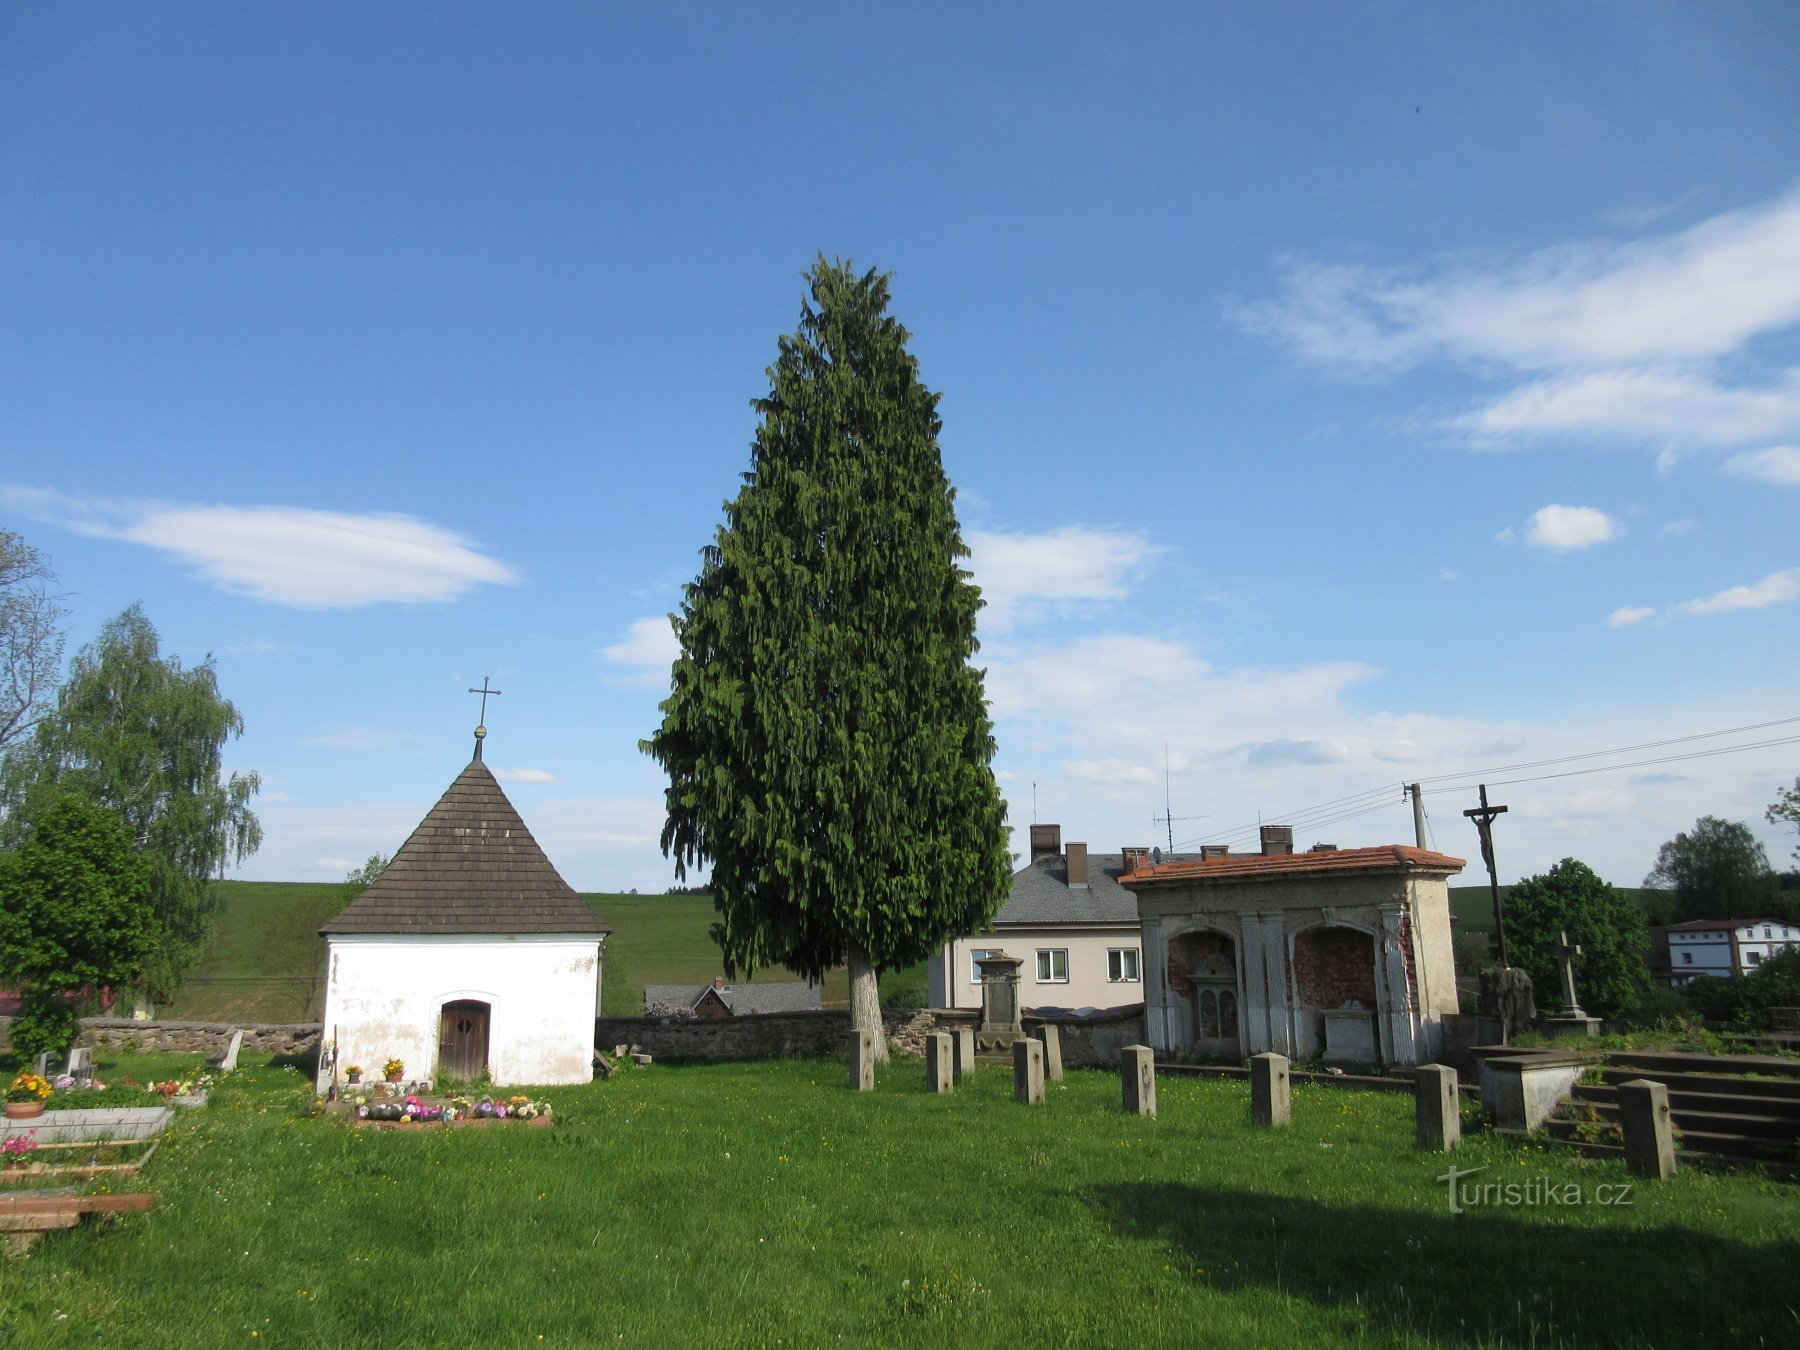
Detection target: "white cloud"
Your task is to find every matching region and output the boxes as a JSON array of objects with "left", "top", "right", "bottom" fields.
[
  {"left": 307, "top": 727, "right": 431, "bottom": 752},
  {"left": 1674, "top": 567, "right": 1800, "bottom": 617},
  {"left": 2, "top": 486, "right": 518, "bottom": 608},
  {"left": 1525, "top": 504, "right": 1619, "bottom": 552},
  {"left": 1606, "top": 606, "right": 1657, "bottom": 628},
  {"left": 967, "top": 526, "right": 1163, "bottom": 632},
  {"left": 602, "top": 616, "right": 679, "bottom": 685},
  {"left": 1237, "top": 186, "right": 1800, "bottom": 375},
  {"left": 1723, "top": 445, "right": 1800, "bottom": 487},
  {"left": 1660, "top": 519, "right": 1698, "bottom": 536},
  {"left": 492, "top": 767, "right": 557, "bottom": 784},
  {"left": 1454, "top": 367, "right": 1800, "bottom": 448}
]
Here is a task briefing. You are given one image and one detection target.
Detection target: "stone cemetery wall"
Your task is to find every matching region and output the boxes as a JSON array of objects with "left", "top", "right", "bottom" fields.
[
  {"left": 1026, "top": 1008, "right": 1145, "bottom": 1066},
  {"left": 0, "top": 1016, "right": 320, "bottom": 1061}
]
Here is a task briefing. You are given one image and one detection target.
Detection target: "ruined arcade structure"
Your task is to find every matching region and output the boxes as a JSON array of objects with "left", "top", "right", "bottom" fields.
[{"left": 1121, "top": 827, "right": 1464, "bottom": 1068}]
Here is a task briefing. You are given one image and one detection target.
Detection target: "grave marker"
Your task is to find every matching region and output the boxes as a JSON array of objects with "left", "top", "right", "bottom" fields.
[
  {"left": 1250, "top": 1052, "right": 1291, "bottom": 1126},
  {"left": 1414, "top": 1063, "right": 1460, "bottom": 1152},
  {"left": 1619, "top": 1079, "right": 1676, "bottom": 1180},
  {"left": 1121, "top": 1044, "right": 1156, "bottom": 1117},
  {"left": 926, "top": 1033, "right": 954, "bottom": 1094},
  {"left": 1013, "top": 1038, "right": 1045, "bottom": 1104},
  {"left": 849, "top": 1030, "right": 876, "bottom": 1092},
  {"left": 1037, "top": 1024, "right": 1064, "bottom": 1081},
  {"left": 953, "top": 1027, "right": 976, "bottom": 1079}
]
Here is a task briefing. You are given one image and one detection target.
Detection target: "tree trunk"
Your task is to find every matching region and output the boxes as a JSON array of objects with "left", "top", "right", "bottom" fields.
[{"left": 847, "top": 942, "right": 889, "bottom": 1064}]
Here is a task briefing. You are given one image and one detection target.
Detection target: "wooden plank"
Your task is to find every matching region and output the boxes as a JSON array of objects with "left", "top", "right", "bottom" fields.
[{"left": 0, "top": 1192, "right": 155, "bottom": 1216}]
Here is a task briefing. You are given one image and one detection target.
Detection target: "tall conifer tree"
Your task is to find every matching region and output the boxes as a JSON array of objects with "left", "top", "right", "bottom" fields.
[{"left": 645, "top": 259, "right": 1011, "bottom": 1059}]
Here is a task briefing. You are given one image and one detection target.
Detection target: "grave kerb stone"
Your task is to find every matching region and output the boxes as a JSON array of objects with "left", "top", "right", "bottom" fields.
[
  {"left": 849, "top": 1030, "right": 876, "bottom": 1093},
  {"left": 1121, "top": 1044, "right": 1156, "bottom": 1118},
  {"left": 1013, "top": 1038, "right": 1045, "bottom": 1105},
  {"left": 1250, "top": 1052, "right": 1291, "bottom": 1127},
  {"left": 1413, "top": 1063, "right": 1460, "bottom": 1152},
  {"left": 926, "top": 1032, "right": 954, "bottom": 1095},
  {"left": 1618, "top": 1078, "right": 1676, "bottom": 1180}
]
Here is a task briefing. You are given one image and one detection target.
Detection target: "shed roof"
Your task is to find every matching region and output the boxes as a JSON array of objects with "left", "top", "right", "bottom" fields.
[
  {"left": 643, "top": 981, "right": 823, "bottom": 1015},
  {"left": 1121, "top": 844, "right": 1465, "bottom": 890},
  {"left": 320, "top": 757, "right": 609, "bottom": 937}
]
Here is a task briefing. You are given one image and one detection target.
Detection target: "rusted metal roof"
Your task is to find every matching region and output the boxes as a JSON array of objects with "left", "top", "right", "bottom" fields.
[
  {"left": 1121, "top": 844, "right": 1465, "bottom": 889},
  {"left": 320, "top": 757, "right": 609, "bottom": 937}
]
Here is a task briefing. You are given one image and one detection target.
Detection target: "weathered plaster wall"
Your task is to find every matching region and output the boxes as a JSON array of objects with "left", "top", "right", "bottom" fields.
[{"left": 320, "top": 934, "right": 601, "bottom": 1090}]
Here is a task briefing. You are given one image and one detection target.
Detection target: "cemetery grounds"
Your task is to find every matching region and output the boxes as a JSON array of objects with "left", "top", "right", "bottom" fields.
[{"left": 1, "top": 1049, "right": 1795, "bottom": 1346}]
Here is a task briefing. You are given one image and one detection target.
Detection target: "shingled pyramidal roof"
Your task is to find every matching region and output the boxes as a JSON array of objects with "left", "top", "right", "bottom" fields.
[{"left": 321, "top": 756, "right": 609, "bottom": 937}]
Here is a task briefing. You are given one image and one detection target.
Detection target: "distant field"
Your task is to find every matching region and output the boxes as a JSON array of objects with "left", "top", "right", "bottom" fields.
[
  {"left": 176, "top": 883, "right": 925, "bottom": 1021},
  {"left": 1449, "top": 884, "right": 1665, "bottom": 937}
]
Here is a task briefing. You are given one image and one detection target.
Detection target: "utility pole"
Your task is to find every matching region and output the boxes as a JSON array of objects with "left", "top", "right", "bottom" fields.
[
  {"left": 1404, "top": 783, "right": 1429, "bottom": 850},
  {"left": 1463, "top": 784, "right": 1511, "bottom": 967}
]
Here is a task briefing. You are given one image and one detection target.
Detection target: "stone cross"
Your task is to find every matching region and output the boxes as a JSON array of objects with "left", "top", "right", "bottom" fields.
[{"left": 1553, "top": 930, "right": 1586, "bottom": 1017}]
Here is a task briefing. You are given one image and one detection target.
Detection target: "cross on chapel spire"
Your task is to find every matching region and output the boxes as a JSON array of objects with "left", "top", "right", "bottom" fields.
[{"left": 468, "top": 676, "right": 503, "bottom": 761}]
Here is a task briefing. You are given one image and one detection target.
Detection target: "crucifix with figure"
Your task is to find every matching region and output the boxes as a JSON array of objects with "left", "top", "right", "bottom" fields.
[{"left": 469, "top": 677, "right": 502, "bottom": 759}]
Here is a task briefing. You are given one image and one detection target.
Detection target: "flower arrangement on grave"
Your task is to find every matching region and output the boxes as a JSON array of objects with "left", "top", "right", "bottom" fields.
[
  {"left": 383, "top": 1058, "right": 405, "bottom": 1082},
  {"left": 345, "top": 1065, "right": 364, "bottom": 1083},
  {"left": 2, "top": 1132, "right": 38, "bottom": 1167},
  {"left": 6, "top": 1073, "right": 52, "bottom": 1104}
]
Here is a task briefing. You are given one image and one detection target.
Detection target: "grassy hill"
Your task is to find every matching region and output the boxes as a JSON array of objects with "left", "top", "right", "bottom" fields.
[
  {"left": 1449, "top": 884, "right": 1666, "bottom": 936},
  {"left": 174, "top": 883, "right": 925, "bottom": 1022}
]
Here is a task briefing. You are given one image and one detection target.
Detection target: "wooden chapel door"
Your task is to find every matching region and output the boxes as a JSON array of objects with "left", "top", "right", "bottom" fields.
[{"left": 438, "top": 1000, "right": 490, "bottom": 1081}]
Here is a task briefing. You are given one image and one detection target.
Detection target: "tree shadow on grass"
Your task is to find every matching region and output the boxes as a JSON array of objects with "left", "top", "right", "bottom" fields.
[{"left": 1095, "top": 1180, "right": 1797, "bottom": 1347}]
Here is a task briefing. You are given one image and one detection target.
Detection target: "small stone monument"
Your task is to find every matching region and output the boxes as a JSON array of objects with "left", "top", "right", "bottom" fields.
[
  {"left": 1479, "top": 966, "right": 1536, "bottom": 1043},
  {"left": 1543, "top": 931, "right": 1602, "bottom": 1038},
  {"left": 1121, "top": 1044, "right": 1156, "bottom": 1117},
  {"left": 1619, "top": 1078, "right": 1676, "bottom": 1180},
  {"left": 953, "top": 1027, "right": 977, "bottom": 1079},
  {"left": 1250, "top": 1052, "right": 1291, "bottom": 1127},
  {"left": 926, "top": 1032, "right": 954, "bottom": 1094},
  {"left": 1414, "top": 1063, "right": 1460, "bottom": 1152},
  {"left": 975, "top": 952, "right": 1026, "bottom": 1058},
  {"left": 849, "top": 1030, "right": 876, "bottom": 1092},
  {"left": 64, "top": 1045, "right": 94, "bottom": 1086},
  {"left": 1036, "top": 1023, "right": 1064, "bottom": 1082},
  {"left": 1013, "top": 1037, "right": 1045, "bottom": 1104}
]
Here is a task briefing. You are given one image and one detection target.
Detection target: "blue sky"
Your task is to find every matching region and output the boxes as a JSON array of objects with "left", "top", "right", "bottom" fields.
[{"left": 4, "top": 3, "right": 1798, "bottom": 892}]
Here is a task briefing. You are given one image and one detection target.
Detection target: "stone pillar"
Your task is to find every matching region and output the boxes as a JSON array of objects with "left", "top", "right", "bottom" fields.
[
  {"left": 1618, "top": 1079, "right": 1676, "bottom": 1180},
  {"left": 1014, "top": 1037, "right": 1045, "bottom": 1105},
  {"left": 1250, "top": 1052, "right": 1291, "bottom": 1127},
  {"left": 1037, "top": 1024, "right": 1064, "bottom": 1082},
  {"left": 1122, "top": 1044, "right": 1156, "bottom": 1117},
  {"left": 1414, "top": 1063, "right": 1460, "bottom": 1152},
  {"left": 926, "top": 1033, "right": 954, "bottom": 1094},
  {"left": 953, "top": 1027, "right": 976, "bottom": 1079},
  {"left": 849, "top": 1030, "right": 876, "bottom": 1093}
]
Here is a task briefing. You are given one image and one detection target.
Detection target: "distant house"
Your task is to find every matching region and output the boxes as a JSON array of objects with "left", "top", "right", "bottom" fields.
[
  {"left": 1122, "top": 827, "right": 1464, "bottom": 1068},
  {"left": 642, "top": 978, "right": 822, "bottom": 1018},
  {"left": 1656, "top": 918, "right": 1799, "bottom": 986},
  {"left": 928, "top": 824, "right": 1155, "bottom": 1015},
  {"left": 317, "top": 732, "right": 610, "bottom": 1091}
]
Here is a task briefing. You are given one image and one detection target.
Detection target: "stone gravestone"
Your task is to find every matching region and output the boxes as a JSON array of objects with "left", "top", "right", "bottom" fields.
[
  {"left": 1479, "top": 967, "right": 1536, "bottom": 1043},
  {"left": 1414, "top": 1063, "right": 1460, "bottom": 1152},
  {"left": 953, "top": 1027, "right": 977, "bottom": 1080},
  {"left": 849, "top": 1030, "right": 876, "bottom": 1093},
  {"left": 1618, "top": 1079, "right": 1676, "bottom": 1180},
  {"left": 212, "top": 1030, "right": 244, "bottom": 1073},
  {"left": 1250, "top": 1052, "right": 1291, "bottom": 1127},
  {"left": 1036, "top": 1024, "right": 1064, "bottom": 1082},
  {"left": 32, "top": 1052, "right": 53, "bottom": 1079},
  {"left": 1013, "top": 1037, "right": 1045, "bottom": 1105},
  {"left": 975, "top": 953, "right": 1026, "bottom": 1058},
  {"left": 1121, "top": 1044, "right": 1156, "bottom": 1118},
  {"left": 1543, "top": 931, "right": 1602, "bottom": 1038},
  {"left": 926, "top": 1032, "right": 954, "bottom": 1095},
  {"left": 63, "top": 1046, "right": 94, "bottom": 1087}
]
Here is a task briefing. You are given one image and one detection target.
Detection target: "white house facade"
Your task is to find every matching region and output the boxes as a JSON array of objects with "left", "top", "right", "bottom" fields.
[
  {"left": 1662, "top": 918, "right": 1798, "bottom": 986},
  {"left": 317, "top": 741, "right": 609, "bottom": 1091}
]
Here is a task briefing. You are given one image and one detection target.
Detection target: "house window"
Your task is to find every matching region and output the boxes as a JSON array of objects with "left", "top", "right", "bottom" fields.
[
  {"left": 1681, "top": 952, "right": 1693, "bottom": 965},
  {"left": 1107, "top": 948, "right": 1141, "bottom": 982},
  {"left": 1035, "top": 949, "right": 1069, "bottom": 983},
  {"left": 1748, "top": 950, "right": 1761, "bottom": 966},
  {"left": 969, "top": 948, "right": 1000, "bottom": 985},
  {"left": 1764, "top": 927, "right": 1773, "bottom": 939}
]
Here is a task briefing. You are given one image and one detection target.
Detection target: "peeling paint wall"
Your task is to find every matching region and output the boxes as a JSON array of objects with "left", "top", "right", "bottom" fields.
[{"left": 318, "top": 935, "right": 602, "bottom": 1091}]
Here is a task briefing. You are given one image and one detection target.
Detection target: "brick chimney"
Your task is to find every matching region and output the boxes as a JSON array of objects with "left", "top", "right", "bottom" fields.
[
  {"left": 1201, "top": 844, "right": 1229, "bottom": 860},
  {"left": 1066, "top": 841, "right": 1089, "bottom": 889},
  {"left": 713, "top": 977, "right": 725, "bottom": 991},
  {"left": 1260, "top": 825, "right": 1294, "bottom": 856},
  {"left": 1030, "top": 823, "right": 1062, "bottom": 862},
  {"left": 1121, "top": 846, "right": 1150, "bottom": 874}
]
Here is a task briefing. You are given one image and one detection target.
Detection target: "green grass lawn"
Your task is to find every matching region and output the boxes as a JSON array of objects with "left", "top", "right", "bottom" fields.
[
  {"left": 180, "top": 884, "right": 926, "bottom": 1021},
  {"left": 2, "top": 1052, "right": 1793, "bottom": 1346}
]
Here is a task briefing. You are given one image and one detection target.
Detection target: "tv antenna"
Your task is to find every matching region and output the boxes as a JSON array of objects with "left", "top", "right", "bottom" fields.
[{"left": 1151, "top": 743, "right": 1206, "bottom": 854}]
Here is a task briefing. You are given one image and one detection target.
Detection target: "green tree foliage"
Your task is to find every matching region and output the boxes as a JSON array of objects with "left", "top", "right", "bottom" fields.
[
  {"left": 0, "top": 529, "right": 67, "bottom": 755},
  {"left": 1506, "top": 858, "right": 1649, "bottom": 1019},
  {"left": 0, "top": 793, "right": 157, "bottom": 1058},
  {"left": 1643, "top": 816, "right": 1778, "bottom": 923},
  {"left": 1767, "top": 776, "right": 1800, "bottom": 865},
  {"left": 1, "top": 605, "right": 261, "bottom": 997},
  {"left": 1682, "top": 947, "right": 1800, "bottom": 1028},
  {"left": 338, "top": 853, "right": 390, "bottom": 911},
  {"left": 644, "top": 258, "right": 1012, "bottom": 1057}
]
